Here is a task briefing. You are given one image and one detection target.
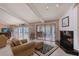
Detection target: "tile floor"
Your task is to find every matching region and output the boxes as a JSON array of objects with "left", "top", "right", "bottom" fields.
[
  {"left": 33, "top": 41, "right": 74, "bottom": 56},
  {"left": 0, "top": 44, "right": 13, "bottom": 56},
  {"left": 0, "top": 41, "right": 74, "bottom": 56},
  {"left": 33, "top": 47, "right": 74, "bottom": 56}
]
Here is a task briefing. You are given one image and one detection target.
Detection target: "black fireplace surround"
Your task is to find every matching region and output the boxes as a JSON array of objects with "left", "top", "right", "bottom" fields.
[
  {"left": 60, "top": 31, "right": 79, "bottom": 56},
  {"left": 60, "top": 31, "right": 73, "bottom": 51}
]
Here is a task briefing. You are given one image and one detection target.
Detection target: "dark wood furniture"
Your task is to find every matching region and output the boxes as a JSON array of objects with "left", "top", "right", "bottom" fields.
[{"left": 0, "top": 32, "right": 11, "bottom": 39}]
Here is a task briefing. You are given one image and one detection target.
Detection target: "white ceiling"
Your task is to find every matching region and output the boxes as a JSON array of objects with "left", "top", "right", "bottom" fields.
[
  {"left": 0, "top": 3, "right": 73, "bottom": 25},
  {"left": 0, "top": 8, "right": 25, "bottom": 25}
]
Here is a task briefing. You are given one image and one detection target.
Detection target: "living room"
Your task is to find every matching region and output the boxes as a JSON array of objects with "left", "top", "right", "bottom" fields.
[{"left": 0, "top": 3, "right": 79, "bottom": 56}]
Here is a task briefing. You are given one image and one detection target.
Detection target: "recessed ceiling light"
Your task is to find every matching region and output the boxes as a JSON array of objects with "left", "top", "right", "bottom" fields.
[
  {"left": 56, "top": 4, "right": 59, "bottom": 8},
  {"left": 46, "top": 6, "right": 48, "bottom": 9},
  {"left": 46, "top": 6, "right": 49, "bottom": 10}
]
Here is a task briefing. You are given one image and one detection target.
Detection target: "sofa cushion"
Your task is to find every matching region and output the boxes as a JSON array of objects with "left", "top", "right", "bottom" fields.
[
  {"left": 12, "top": 42, "right": 35, "bottom": 56},
  {"left": 12, "top": 39, "right": 20, "bottom": 46},
  {"left": 10, "top": 41, "right": 15, "bottom": 47},
  {"left": 20, "top": 39, "right": 27, "bottom": 44}
]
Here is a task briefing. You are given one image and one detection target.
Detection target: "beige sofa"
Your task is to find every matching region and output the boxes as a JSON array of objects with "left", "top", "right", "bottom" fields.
[
  {"left": 10, "top": 39, "right": 36, "bottom": 56},
  {"left": 0, "top": 35, "right": 8, "bottom": 48}
]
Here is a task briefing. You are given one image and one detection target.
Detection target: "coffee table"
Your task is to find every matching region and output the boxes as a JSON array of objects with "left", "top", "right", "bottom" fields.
[{"left": 34, "top": 40, "right": 58, "bottom": 56}]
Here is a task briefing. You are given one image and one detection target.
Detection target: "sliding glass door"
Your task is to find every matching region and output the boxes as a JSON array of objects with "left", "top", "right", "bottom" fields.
[
  {"left": 36, "top": 24, "right": 56, "bottom": 42},
  {"left": 45, "top": 24, "right": 51, "bottom": 41},
  {"left": 36, "top": 25, "right": 45, "bottom": 40},
  {"left": 51, "top": 25, "right": 55, "bottom": 41}
]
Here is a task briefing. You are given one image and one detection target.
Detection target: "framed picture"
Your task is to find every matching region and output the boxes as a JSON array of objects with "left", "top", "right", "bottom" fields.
[{"left": 62, "top": 16, "right": 69, "bottom": 27}]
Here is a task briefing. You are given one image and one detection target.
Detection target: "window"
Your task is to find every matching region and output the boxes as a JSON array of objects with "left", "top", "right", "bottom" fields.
[
  {"left": 12, "top": 26, "right": 29, "bottom": 40},
  {"left": 36, "top": 24, "right": 56, "bottom": 41}
]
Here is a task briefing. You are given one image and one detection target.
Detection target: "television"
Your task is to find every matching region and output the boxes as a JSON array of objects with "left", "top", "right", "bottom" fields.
[{"left": 2, "top": 28, "right": 9, "bottom": 32}]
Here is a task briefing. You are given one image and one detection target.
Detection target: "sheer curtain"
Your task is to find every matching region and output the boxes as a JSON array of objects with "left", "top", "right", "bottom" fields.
[
  {"left": 12, "top": 26, "right": 29, "bottom": 40},
  {"left": 36, "top": 24, "right": 56, "bottom": 42}
]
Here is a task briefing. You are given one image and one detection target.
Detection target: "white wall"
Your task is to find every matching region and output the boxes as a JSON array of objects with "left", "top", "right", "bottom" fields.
[
  {"left": 77, "top": 4, "right": 79, "bottom": 52},
  {"left": 59, "top": 6, "right": 79, "bottom": 51}
]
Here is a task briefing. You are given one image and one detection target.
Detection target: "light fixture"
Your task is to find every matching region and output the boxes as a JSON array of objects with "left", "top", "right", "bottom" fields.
[
  {"left": 46, "top": 6, "right": 49, "bottom": 10},
  {"left": 46, "top": 6, "right": 48, "bottom": 9},
  {"left": 56, "top": 4, "right": 59, "bottom": 8}
]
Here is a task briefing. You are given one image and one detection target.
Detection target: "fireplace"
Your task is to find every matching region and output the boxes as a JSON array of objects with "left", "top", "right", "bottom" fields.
[
  {"left": 60, "top": 31, "right": 73, "bottom": 51},
  {"left": 60, "top": 31, "right": 79, "bottom": 55}
]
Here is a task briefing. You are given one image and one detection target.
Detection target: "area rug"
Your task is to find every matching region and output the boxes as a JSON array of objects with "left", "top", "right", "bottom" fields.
[{"left": 35, "top": 44, "right": 58, "bottom": 56}]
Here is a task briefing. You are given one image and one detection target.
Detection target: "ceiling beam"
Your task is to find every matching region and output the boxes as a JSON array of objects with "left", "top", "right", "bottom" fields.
[
  {"left": 0, "top": 18, "right": 8, "bottom": 25},
  {"left": 0, "top": 7, "right": 29, "bottom": 24},
  {"left": 26, "top": 3, "right": 44, "bottom": 23}
]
